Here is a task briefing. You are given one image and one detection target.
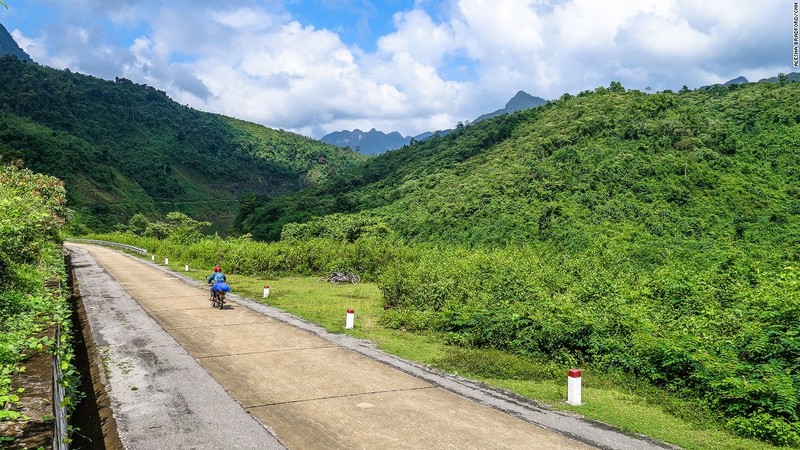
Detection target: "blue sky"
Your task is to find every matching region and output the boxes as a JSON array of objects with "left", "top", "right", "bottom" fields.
[{"left": 1, "top": 1, "right": 795, "bottom": 138}]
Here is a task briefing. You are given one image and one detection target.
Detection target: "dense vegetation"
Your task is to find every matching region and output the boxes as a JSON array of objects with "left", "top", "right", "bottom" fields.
[
  {"left": 230, "top": 80, "right": 800, "bottom": 446},
  {"left": 0, "top": 162, "right": 77, "bottom": 440},
  {"left": 0, "top": 56, "right": 364, "bottom": 231}
]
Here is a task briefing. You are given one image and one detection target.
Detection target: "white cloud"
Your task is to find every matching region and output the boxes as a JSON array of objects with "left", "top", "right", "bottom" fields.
[
  {"left": 10, "top": 0, "right": 792, "bottom": 138},
  {"left": 452, "top": 0, "right": 545, "bottom": 61},
  {"left": 10, "top": 30, "right": 48, "bottom": 62},
  {"left": 377, "top": 9, "right": 457, "bottom": 67}
]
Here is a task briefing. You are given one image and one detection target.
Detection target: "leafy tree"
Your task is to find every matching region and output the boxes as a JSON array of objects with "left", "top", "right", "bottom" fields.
[
  {"left": 143, "top": 211, "right": 209, "bottom": 244},
  {"left": 608, "top": 81, "right": 625, "bottom": 92},
  {"left": 127, "top": 213, "right": 150, "bottom": 236},
  {"left": 0, "top": 160, "right": 67, "bottom": 274}
]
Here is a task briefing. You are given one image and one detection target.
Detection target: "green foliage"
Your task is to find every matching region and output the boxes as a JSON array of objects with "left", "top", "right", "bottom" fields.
[
  {"left": 0, "top": 161, "right": 67, "bottom": 276},
  {"left": 376, "top": 245, "right": 800, "bottom": 445},
  {"left": 154, "top": 211, "right": 210, "bottom": 244},
  {"left": 0, "top": 56, "right": 364, "bottom": 231},
  {"left": 87, "top": 232, "right": 413, "bottom": 282},
  {"left": 127, "top": 213, "right": 149, "bottom": 236},
  {"left": 280, "top": 213, "right": 392, "bottom": 242}
]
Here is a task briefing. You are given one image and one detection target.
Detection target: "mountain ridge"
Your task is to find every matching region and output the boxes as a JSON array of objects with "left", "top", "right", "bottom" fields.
[
  {"left": 0, "top": 56, "right": 364, "bottom": 231},
  {"left": 236, "top": 79, "right": 800, "bottom": 249},
  {"left": 321, "top": 90, "right": 547, "bottom": 155}
]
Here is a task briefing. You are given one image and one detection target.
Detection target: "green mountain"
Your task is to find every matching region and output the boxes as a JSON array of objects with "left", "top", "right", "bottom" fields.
[
  {"left": 0, "top": 56, "right": 363, "bottom": 231},
  {"left": 235, "top": 80, "right": 800, "bottom": 258}
]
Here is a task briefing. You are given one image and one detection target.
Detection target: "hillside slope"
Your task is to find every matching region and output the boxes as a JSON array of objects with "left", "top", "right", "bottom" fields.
[
  {"left": 236, "top": 81, "right": 800, "bottom": 261},
  {"left": 0, "top": 56, "right": 363, "bottom": 230}
]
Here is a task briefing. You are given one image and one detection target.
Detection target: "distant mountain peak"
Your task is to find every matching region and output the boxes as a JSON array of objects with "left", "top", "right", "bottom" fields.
[
  {"left": 474, "top": 90, "right": 546, "bottom": 123},
  {"left": 506, "top": 90, "right": 539, "bottom": 108},
  {"left": 0, "top": 23, "right": 33, "bottom": 62},
  {"left": 724, "top": 76, "right": 748, "bottom": 85},
  {"left": 320, "top": 128, "right": 413, "bottom": 155},
  {"left": 321, "top": 90, "right": 548, "bottom": 154}
]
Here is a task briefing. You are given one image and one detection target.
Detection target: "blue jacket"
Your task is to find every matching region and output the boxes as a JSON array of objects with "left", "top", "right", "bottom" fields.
[{"left": 207, "top": 272, "right": 226, "bottom": 283}]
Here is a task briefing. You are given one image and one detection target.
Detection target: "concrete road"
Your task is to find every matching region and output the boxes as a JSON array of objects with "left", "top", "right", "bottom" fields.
[{"left": 68, "top": 243, "right": 673, "bottom": 450}]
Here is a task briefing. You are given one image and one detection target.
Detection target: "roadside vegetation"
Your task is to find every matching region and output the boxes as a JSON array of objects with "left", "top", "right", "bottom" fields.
[
  {"left": 89, "top": 80, "right": 800, "bottom": 448},
  {"left": 90, "top": 223, "right": 790, "bottom": 450},
  {"left": 0, "top": 161, "right": 78, "bottom": 445}
]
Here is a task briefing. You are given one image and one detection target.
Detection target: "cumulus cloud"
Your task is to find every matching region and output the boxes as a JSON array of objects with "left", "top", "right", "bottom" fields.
[
  {"left": 377, "top": 9, "right": 457, "bottom": 67},
  {"left": 10, "top": 0, "right": 793, "bottom": 138}
]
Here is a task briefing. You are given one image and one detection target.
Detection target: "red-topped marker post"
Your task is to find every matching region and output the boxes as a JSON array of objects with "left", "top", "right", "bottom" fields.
[
  {"left": 567, "top": 368, "right": 582, "bottom": 405},
  {"left": 345, "top": 309, "right": 355, "bottom": 329},
  {"left": 263, "top": 285, "right": 270, "bottom": 298}
]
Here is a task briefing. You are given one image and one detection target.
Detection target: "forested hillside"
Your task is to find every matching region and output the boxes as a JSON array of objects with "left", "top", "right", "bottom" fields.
[
  {"left": 236, "top": 80, "right": 800, "bottom": 254},
  {"left": 232, "top": 80, "right": 800, "bottom": 445},
  {"left": 0, "top": 56, "right": 363, "bottom": 231}
]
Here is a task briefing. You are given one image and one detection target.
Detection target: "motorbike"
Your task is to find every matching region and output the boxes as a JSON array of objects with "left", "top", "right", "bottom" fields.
[
  {"left": 210, "top": 289, "right": 226, "bottom": 309},
  {"left": 208, "top": 282, "right": 228, "bottom": 309},
  {"left": 330, "top": 270, "right": 360, "bottom": 284}
]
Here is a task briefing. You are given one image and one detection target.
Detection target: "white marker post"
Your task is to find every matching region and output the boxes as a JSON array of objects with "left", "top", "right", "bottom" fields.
[
  {"left": 151, "top": 255, "right": 155, "bottom": 261},
  {"left": 345, "top": 309, "right": 355, "bottom": 329},
  {"left": 164, "top": 257, "right": 169, "bottom": 265},
  {"left": 185, "top": 264, "right": 189, "bottom": 272},
  {"left": 567, "top": 369, "right": 582, "bottom": 406},
  {"left": 263, "top": 285, "right": 270, "bottom": 298}
]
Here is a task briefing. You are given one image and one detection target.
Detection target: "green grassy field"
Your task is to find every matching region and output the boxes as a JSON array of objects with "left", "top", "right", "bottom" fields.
[{"left": 162, "top": 259, "right": 776, "bottom": 450}]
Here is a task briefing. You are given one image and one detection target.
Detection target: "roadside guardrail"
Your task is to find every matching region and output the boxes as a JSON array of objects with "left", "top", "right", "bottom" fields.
[{"left": 65, "top": 238, "right": 148, "bottom": 256}]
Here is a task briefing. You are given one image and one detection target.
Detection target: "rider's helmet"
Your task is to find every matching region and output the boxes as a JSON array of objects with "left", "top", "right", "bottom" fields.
[{"left": 214, "top": 265, "right": 221, "bottom": 272}]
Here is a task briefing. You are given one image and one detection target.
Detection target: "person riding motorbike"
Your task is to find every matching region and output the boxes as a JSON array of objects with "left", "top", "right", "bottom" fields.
[{"left": 206, "top": 265, "right": 229, "bottom": 301}]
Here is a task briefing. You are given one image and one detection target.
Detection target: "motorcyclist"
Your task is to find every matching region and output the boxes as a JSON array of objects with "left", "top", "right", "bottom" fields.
[{"left": 206, "top": 265, "right": 228, "bottom": 301}]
